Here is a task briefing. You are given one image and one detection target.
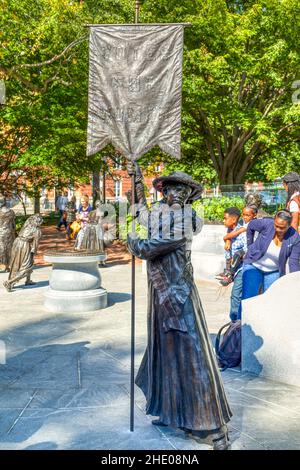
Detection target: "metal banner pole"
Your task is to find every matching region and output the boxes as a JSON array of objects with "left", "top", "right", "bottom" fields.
[
  {"left": 130, "top": 169, "right": 136, "bottom": 433},
  {"left": 130, "top": 0, "right": 140, "bottom": 434}
]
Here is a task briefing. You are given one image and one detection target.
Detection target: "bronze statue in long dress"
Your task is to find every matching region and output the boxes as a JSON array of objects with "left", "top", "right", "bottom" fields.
[
  {"left": 3, "top": 214, "right": 43, "bottom": 292},
  {"left": 127, "top": 163, "right": 232, "bottom": 450},
  {"left": 80, "top": 201, "right": 105, "bottom": 252},
  {"left": 0, "top": 196, "right": 16, "bottom": 272},
  {"left": 80, "top": 200, "right": 114, "bottom": 265}
]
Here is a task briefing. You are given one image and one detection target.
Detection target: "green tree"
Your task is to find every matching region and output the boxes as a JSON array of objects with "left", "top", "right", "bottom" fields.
[
  {"left": 2, "top": 0, "right": 300, "bottom": 191},
  {"left": 0, "top": 0, "right": 133, "bottom": 198},
  {"left": 141, "top": 0, "right": 300, "bottom": 184}
]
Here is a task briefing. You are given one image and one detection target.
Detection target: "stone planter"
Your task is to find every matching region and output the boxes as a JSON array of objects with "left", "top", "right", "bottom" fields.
[
  {"left": 141, "top": 225, "right": 226, "bottom": 280},
  {"left": 242, "top": 272, "right": 300, "bottom": 387},
  {"left": 44, "top": 252, "right": 107, "bottom": 313},
  {"left": 191, "top": 225, "right": 225, "bottom": 280}
]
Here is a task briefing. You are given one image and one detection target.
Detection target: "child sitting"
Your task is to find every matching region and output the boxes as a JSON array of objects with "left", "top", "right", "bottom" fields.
[
  {"left": 69, "top": 213, "right": 81, "bottom": 240},
  {"left": 216, "top": 205, "right": 257, "bottom": 286}
]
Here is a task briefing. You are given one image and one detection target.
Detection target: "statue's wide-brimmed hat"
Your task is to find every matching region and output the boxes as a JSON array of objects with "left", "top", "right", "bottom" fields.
[
  {"left": 283, "top": 172, "right": 300, "bottom": 183},
  {"left": 153, "top": 172, "right": 203, "bottom": 203}
]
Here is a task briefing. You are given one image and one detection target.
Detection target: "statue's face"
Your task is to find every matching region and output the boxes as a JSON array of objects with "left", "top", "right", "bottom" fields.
[
  {"left": 162, "top": 183, "right": 192, "bottom": 207},
  {"left": 246, "top": 193, "right": 262, "bottom": 208},
  {"left": 33, "top": 215, "right": 43, "bottom": 227}
]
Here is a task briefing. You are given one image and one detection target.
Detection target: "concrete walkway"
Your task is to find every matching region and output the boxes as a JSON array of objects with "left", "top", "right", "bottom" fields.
[{"left": 0, "top": 264, "right": 299, "bottom": 450}]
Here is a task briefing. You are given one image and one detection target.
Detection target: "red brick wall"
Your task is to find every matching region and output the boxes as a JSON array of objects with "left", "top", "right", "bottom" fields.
[{"left": 73, "top": 165, "right": 163, "bottom": 202}]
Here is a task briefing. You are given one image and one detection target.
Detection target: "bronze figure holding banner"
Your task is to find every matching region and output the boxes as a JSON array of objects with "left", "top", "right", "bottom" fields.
[
  {"left": 86, "top": 17, "right": 232, "bottom": 445},
  {"left": 127, "top": 163, "right": 232, "bottom": 450}
]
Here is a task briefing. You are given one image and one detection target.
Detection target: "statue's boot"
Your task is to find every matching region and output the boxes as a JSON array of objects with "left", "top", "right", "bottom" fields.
[
  {"left": 151, "top": 419, "right": 167, "bottom": 427},
  {"left": 188, "top": 425, "right": 230, "bottom": 450},
  {"left": 4, "top": 271, "right": 28, "bottom": 291},
  {"left": 25, "top": 271, "right": 35, "bottom": 286},
  {"left": 3, "top": 281, "right": 12, "bottom": 292},
  {"left": 211, "top": 425, "right": 230, "bottom": 451}
]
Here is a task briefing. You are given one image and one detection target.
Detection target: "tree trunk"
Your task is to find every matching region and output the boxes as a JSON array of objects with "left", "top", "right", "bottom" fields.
[
  {"left": 92, "top": 172, "right": 100, "bottom": 208},
  {"left": 218, "top": 151, "right": 248, "bottom": 185},
  {"left": 17, "top": 195, "right": 27, "bottom": 216},
  {"left": 34, "top": 193, "right": 40, "bottom": 214}
]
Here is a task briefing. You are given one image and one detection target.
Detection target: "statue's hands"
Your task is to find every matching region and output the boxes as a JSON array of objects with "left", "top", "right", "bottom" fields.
[
  {"left": 127, "top": 160, "right": 142, "bottom": 180},
  {"left": 127, "top": 160, "right": 135, "bottom": 176}
]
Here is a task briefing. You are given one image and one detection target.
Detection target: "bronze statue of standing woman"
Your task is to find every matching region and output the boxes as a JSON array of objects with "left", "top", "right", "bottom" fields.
[
  {"left": 3, "top": 214, "right": 43, "bottom": 292},
  {"left": 0, "top": 195, "right": 16, "bottom": 272},
  {"left": 127, "top": 163, "right": 232, "bottom": 450}
]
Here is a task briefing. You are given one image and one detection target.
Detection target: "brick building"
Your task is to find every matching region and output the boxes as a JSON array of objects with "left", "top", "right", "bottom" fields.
[{"left": 71, "top": 159, "right": 163, "bottom": 204}]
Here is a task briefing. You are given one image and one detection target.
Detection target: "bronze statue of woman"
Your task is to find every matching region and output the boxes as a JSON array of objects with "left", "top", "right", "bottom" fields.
[
  {"left": 127, "top": 163, "right": 232, "bottom": 450},
  {"left": 0, "top": 196, "right": 16, "bottom": 272},
  {"left": 3, "top": 214, "right": 43, "bottom": 292}
]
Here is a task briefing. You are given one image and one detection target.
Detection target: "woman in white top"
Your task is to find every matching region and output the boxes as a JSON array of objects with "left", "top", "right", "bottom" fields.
[
  {"left": 283, "top": 172, "right": 300, "bottom": 231},
  {"left": 238, "top": 210, "right": 300, "bottom": 317}
]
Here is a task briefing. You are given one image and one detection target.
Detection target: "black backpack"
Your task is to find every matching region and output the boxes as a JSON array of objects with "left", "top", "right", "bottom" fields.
[{"left": 215, "top": 320, "right": 241, "bottom": 370}]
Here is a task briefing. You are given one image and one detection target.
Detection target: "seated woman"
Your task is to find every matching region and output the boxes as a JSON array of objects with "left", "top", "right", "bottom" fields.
[
  {"left": 75, "top": 195, "right": 92, "bottom": 250},
  {"left": 283, "top": 172, "right": 300, "bottom": 231},
  {"left": 69, "top": 213, "right": 81, "bottom": 240},
  {"left": 239, "top": 210, "right": 300, "bottom": 313}
]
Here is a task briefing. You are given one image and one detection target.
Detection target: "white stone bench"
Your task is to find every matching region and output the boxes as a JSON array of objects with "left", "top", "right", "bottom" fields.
[
  {"left": 142, "top": 224, "right": 226, "bottom": 280},
  {"left": 242, "top": 272, "right": 300, "bottom": 387},
  {"left": 191, "top": 224, "right": 225, "bottom": 280}
]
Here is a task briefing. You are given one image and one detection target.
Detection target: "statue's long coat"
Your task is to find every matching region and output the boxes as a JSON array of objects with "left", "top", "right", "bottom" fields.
[
  {"left": 9, "top": 221, "right": 41, "bottom": 279},
  {"left": 128, "top": 209, "right": 232, "bottom": 431},
  {"left": 0, "top": 208, "right": 15, "bottom": 266}
]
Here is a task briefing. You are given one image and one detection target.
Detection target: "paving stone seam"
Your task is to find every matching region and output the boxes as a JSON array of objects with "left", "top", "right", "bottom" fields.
[
  {"left": 6, "top": 389, "right": 38, "bottom": 435},
  {"left": 226, "top": 386, "right": 300, "bottom": 416},
  {"left": 0, "top": 329, "right": 79, "bottom": 355},
  {"left": 118, "top": 384, "right": 179, "bottom": 450},
  {"left": 228, "top": 424, "right": 271, "bottom": 450}
]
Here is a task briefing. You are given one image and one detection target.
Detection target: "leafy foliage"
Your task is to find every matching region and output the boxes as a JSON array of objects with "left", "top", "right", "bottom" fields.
[
  {"left": 0, "top": 0, "right": 133, "bottom": 197},
  {"left": 1, "top": 0, "right": 300, "bottom": 196},
  {"left": 194, "top": 196, "right": 244, "bottom": 222},
  {"left": 141, "top": 0, "right": 300, "bottom": 184}
]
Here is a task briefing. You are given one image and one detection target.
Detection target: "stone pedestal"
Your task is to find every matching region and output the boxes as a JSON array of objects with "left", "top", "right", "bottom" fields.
[
  {"left": 44, "top": 253, "right": 107, "bottom": 313},
  {"left": 142, "top": 224, "right": 226, "bottom": 280},
  {"left": 191, "top": 224, "right": 225, "bottom": 280},
  {"left": 242, "top": 272, "right": 300, "bottom": 387}
]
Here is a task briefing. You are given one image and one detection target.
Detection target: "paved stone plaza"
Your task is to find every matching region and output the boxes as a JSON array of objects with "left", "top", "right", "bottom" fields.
[{"left": 0, "top": 263, "right": 300, "bottom": 450}]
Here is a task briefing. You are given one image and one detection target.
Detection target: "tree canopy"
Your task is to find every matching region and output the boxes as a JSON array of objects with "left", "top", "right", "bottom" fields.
[
  {"left": 1, "top": 0, "right": 299, "bottom": 195},
  {"left": 141, "top": 0, "right": 300, "bottom": 184},
  {"left": 0, "top": 0, "right": 133, "bottom": 197}
]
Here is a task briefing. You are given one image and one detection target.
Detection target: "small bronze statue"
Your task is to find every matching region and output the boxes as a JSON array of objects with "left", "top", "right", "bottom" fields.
[
  {"left": 127, "top": 163, "right": 232, "bottom": 450},
  {"left": 80, "top": 200, "right": 114, "bottom": 265},
  {"left": 3, "top": 214, "right": 43, "bottom": 292},
  {"left": 0, "top": 195, "right": 16, "bottom": 272},
  {"left": 81, "top": 200, "right": 105, "bottom": 252},
  {"left": 245, "top": 192, "right": 269, "bottom": 217}
]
